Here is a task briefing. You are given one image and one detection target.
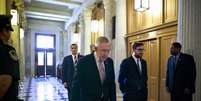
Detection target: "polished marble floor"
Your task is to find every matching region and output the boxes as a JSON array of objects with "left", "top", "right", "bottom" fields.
[{"left": 18, "top": 77, "right": 68, "bottom": 101}]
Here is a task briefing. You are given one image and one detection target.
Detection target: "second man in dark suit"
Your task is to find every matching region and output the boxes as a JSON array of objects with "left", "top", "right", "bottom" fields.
[
  {"left": 166, "top": 42, "right": 196, "bottom": 101},
  {"left": 62, "top": 44, "right": 83, "bottom": 101},
  {"left": 72, "top": 36, "right": 116, "bottom": 101},
  {"left": 118, "top": 42, "right": 148, "bottom": 101}
]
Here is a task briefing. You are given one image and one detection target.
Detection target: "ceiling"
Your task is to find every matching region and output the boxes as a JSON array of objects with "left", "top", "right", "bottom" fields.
[{"left": 24, "top": 0, "right": 86, "bottom": 23}]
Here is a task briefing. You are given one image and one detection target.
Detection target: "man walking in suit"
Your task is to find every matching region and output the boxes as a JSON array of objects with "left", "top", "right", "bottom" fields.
[
  {"left": 118, "top": 42, "right": 148, "bottom": 101},
  {"left": 166, "top": 42, "right": 196, "bottom": 101},
  {"left": 72, "top": 36, "right": 116, "bottom": 101},
  {"left": 62, "top": 44, "right": 83, "bottom": 101}
]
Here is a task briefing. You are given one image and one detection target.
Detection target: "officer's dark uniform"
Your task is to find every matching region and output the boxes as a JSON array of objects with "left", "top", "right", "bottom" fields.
[{"left": 0, "top": 15, "right": 20, "bottom": 101}]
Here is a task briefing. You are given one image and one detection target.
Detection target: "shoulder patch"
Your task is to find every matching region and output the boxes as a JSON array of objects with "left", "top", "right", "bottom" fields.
[{"left": 9, "top": 50, "right": 18, "bottom": 61}]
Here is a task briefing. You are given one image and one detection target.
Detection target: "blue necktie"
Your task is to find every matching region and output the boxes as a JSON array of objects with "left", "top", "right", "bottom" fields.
[
  {"left": 169, "top": 56, "right": 177, "bottom": 90},
  {"left": 173, "top": 56, "right": 177, "bottom": 70}
]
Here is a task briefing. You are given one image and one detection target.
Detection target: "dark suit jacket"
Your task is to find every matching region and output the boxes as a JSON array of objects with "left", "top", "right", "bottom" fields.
[
  {"left": 166, "top": 53, "right": 196, "bottom": 94},
  {"left": 62, "top": 54, "right": 83, "bottom": 84},
  {"left": 118, "top": 56, "right": 148, "bottom": 101},
  {"left": 71, "top": 53, "right": 116, "bottom": 101}
]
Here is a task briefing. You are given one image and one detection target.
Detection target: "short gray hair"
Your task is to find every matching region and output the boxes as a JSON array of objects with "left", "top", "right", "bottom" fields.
[{"left": 95, "top": 36, "right": 110, "bottom": 47}]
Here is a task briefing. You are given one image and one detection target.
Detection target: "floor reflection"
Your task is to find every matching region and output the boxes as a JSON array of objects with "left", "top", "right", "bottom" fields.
[{"left": 19, "top": 77, "right": 68, "bottom": 101}]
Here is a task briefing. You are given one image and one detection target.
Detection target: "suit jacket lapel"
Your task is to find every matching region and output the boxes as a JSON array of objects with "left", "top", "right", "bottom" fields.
[
  {"left": 78, "top": 54, "right": 81, "bottom": 60},
  {"left": 140, "top": 60, "right": 145, "bottom": 75},
  {"left": 70, "top": 56, "right": 74, "bottom": 66},
  {"left": 68, "top": 56, "right": 75, "bottom": 74},
  {"left": 104, "top": 60, "right": 109, "bottom": 83},
  {"left": 91, "top": 54, "right": 103, "bottom": 86},
  {"left": 175, "top": 53, "right": 183, "bottom": 71}
]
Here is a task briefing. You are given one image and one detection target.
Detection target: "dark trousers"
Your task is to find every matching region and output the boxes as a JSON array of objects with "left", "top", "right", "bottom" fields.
[
  {"left": 101, "top": 96, "right": 105, "bottom": 101},
  {"left": 66, "top": 85, "right": 72, "bottom": 101},
  {"left": 123, "top": 89, "right": 147, "bottom": 101},
  {"left": 171, "top": 93, "right": 192, "bottom": 101}
]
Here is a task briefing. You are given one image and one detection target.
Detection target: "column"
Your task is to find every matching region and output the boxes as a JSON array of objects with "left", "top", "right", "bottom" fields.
[
  {"left": 83, "top": 8, "right": 93, "bottom": 55},
  {"left": 58, "top": 31, "right": 64, "bottom": 61},
  {"left": 24, "top": 28, "right": 32, "bottom": 78},
  {"left": 79, "top": 14, "right": 85, "bottom": 55},
  {"left": 115, "top": 0, "right": 127, "bottom": 100},
  {"left": 20, "top": 29, "right": 25, "bottom": 80},
  {"left": 103, "top": 0, "right": 116, "bottom": 59},
  {"left": 18, "top": 2, "right": 26, "bottom": 81},
  {"left": 30, "top": 29, "right": 35, "bottom": 77},
  {"left": 177, "top": 0, "right": 201, "bottom": 100},
  {"left": 62, "top": 31, "right": 68, "bottom": 57},
  {"left": 103, "top": 0, "right": 113, "bottom": 39},
  {"left": 67, "top": 25, "right": 74, "bottom": 55}
]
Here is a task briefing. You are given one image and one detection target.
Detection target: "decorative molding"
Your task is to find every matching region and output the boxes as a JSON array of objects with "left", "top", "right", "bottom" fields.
[
  {"left": 164, "top": 0, "right": 178, "bottom": 23},
  {"left": 127, "top": 23, "right": 177, "bottom": 43},
  {"left": 177, "top": 0, "right": 201, "bottom": 100},
  {"left": 65, "top": 0, "right": 97, "bottom": 29},
  {"left": 126, "top": 21, "right": 177, "bottom": 37},
  {"left": 91, "top": 1, "right": 104, "bottom": 20},
  {"left": 26, "top": 11, "right": 70, "bottom": 22},
  {"left": 33, "top": 0, "right": 81, "bottom": 8}
]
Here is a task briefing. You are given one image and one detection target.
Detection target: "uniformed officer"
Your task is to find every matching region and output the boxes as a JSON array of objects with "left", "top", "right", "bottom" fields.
[{"left": 0, "top": 15, "right": 20, "bottom": 101}]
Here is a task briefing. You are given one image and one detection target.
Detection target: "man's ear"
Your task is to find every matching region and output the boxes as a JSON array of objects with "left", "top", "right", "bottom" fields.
[
  {"left": 178, "top": 48, "right": 181, "bottom": 52},
  {"left": 95, "top": 46, "right": 98, "bottom": 51}
]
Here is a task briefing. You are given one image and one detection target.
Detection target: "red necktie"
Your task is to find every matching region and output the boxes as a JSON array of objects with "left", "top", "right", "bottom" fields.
[{"left": 98, "top": 61, "right": 105, "bottom": 84}]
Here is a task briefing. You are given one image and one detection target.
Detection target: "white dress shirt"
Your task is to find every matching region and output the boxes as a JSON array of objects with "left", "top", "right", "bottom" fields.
[{"left": 72, "top": 54, "right": 78, "bottom": 65}]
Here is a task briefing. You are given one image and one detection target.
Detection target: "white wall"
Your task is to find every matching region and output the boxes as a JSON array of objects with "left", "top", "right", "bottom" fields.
[{"left": 115, "top": 0, "right": 127, "bottom": 100}]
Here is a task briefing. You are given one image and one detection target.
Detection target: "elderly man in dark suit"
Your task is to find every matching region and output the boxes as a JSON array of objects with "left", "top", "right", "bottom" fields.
[
  {"left": 166, "top": 42, "right": 196, "bottom": 101},
  {"left": 62, "top": 43, "right": 83, "bottom": 101},
  {"left": 72, "top": 36, "right": 116, "bottom": 101},
  {"left": 118, "top": 42, "right": 148, "bottom": 101}
]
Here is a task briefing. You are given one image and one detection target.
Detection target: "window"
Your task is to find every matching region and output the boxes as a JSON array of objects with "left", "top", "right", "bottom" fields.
[
  {"left": 36, "top": 35, "right": 54, "bottom": 49},
  {"left": 47, "top": 52, "right": 53, "bottom": 66},
  {"left": 37, "top": 52, "right": 44, "bottom": 66}
]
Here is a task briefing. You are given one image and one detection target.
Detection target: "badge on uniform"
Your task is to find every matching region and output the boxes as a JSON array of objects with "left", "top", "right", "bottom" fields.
[{"left": 9, "top": 50, "right": 18, "bottom": 61}]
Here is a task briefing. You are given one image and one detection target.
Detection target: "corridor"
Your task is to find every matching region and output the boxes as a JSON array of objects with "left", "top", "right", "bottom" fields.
[{"left": 18, "top": 77, "right": 68, "bottom": 101}]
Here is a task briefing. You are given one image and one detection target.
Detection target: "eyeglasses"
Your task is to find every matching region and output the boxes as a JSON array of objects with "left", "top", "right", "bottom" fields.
[{"left": 136, "top": 48, "right": 144, "bottom": 51}]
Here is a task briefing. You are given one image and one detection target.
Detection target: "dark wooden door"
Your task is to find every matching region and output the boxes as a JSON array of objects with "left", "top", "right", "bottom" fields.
[{"left": 35, "top": 34, "right": 56, "bottom": 77}]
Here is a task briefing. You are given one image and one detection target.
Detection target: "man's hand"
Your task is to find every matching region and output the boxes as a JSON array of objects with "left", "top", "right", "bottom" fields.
[
  {"left": 184, "top": 88, "right": 191, "bottom": 94},
  {"left": 63, "top": 82, "right": 68, "bottom": 88},
  {"left": 166, "top": 87, "right": 170, "bottom": 93},
  {"left": 0, "top": 75, "right": 12, "bottom": 99}
]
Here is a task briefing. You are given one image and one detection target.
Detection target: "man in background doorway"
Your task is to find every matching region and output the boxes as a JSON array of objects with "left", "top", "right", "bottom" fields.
[
  {"left": 62, "top": 44, "right": 83, "bottom": 101},
  {"left": 118, "top": 42, "right": 148, "bottom": 101},
  {"left": 166, "top": 42, "right": 196, "bottom": 101}
]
